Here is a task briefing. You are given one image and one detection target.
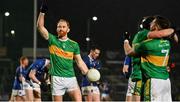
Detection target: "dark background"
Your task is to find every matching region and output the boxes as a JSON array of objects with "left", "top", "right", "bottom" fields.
[
  {"left": 0, "top": 0, "right": 180, "bottom": 101},
  {"left": 1, "top": 0, "right": 180, "bottom": 51}
]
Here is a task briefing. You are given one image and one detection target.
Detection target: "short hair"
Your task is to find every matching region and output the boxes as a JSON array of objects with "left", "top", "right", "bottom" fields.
[
  {"left": 57, "top": 19, "right": 70, "bottom": 28},
  {"left": 20, "top": 56, "right": 28, "bottom": 62},
  {"left": 153, "top": 15, "right": 171, "bottom": 29},
  {"left": 90, "top": 45, "right": 101, "bottom": 51}
]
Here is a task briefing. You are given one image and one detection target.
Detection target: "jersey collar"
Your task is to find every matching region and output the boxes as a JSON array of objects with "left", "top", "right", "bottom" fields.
[
  {"left": 42, "top": 59, "right": 50, "bottom": 69},
  {"left": 88, "top": 55, "right": 95, "bottom": 62},
  {"left": 58, "top": 38, "right": 69, "bottom": 42}
]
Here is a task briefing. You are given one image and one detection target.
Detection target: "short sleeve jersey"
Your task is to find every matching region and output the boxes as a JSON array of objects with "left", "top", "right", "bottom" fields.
[
  {"left": 81, "top": 55, "right": 101, "bottom": 86},
  {"left": 25, "top": 59, "right": 47, "bottom": 81},
  {"left": 48, "top": 33, "right": 80, "bottom": 77},
  {"left": 132, "top": 29, "right": 150, "bottom": 69},
  {"left": 13, "top": 66, "right": 26, "bottom": 90},
  {"left": 135, "top": 39, "right": 170, "bottom": 79},
  {"left": 130, "top": 29, "right": 149, "bottom": 79},
  {"left": 124, "top": 56, "right": 132, "bottom": 74}
]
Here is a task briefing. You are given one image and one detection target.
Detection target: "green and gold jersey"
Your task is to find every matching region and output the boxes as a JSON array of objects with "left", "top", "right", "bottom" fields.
[
  {"left": 132, "top": 29, "right": 149, "bottom": 45},
  {"left": 48, "top": 33, "right": 80, "bottom": 77},
  {"left": 130, "top": 29, "right": 150, "bottom": 81},
  {"left": 135, "top": 39, "right": 170, "bottom": 79}
]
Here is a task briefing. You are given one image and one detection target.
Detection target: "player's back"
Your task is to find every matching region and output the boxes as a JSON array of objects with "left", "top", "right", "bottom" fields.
[
  {"left": 30, "top": 59, "right": 46, "bottom": 69},
  {"left": 25, "top": 59, "right": 46, "bottom": 80},
  {"left": 139, "top": 39, "right": 171, "bottom": 79}
]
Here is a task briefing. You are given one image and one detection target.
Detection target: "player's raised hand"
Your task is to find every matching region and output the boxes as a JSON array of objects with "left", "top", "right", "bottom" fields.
[
  {"left": 37, "top": 0, "right": 49, "bottom": 40},
  {"left": 40, "top": 0, "right": 48, "bottom": 13}
]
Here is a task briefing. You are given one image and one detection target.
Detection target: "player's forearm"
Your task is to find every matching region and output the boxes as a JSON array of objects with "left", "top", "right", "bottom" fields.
[
  {"left": 122, "top": 65, "right": 129, "bottom": 73},
  {"left": 77, "top": 61, "right": 89, "bottom": 75},
  {"left": 148, "top": 28, "right": 174, "bottom": 38},
  {"left": 75, "top": 55, "right": 89, "bottom": 75},
  {"left": 37, "top": 13, "right": 45, "bottom": 28},
  {"left": 29, "top": 74, "right": 41, "bottom": 84},
  {"left": 32, "top": 76, "right": 41, "bottom": 84},
  {"left": 37, "top": 13, "right": 49, "bottom": 40},
  {"left": 124, "top": 40, "right": 135, "bottom": 56}
]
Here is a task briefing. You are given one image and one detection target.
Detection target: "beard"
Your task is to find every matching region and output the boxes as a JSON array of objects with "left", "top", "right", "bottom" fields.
[{"left": 57, "top": 30, "right": 68, "bottom": 37}]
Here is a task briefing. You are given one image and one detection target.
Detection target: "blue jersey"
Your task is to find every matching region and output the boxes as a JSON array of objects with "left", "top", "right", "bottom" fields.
[
  {"left": 124, "top": 56, "right": 132, "bottom": 68},
  {"left": 81, "top": 55, "right": 101, "bottom": 87},
  {"left": 123, "top": 56, "right": 132, "bottom": 78},
  {"left": 13, "top": 66, "right": 26, "bottom": 90},
  {"left": 26, "top": 59, "right": 47, "bottom": 81}
]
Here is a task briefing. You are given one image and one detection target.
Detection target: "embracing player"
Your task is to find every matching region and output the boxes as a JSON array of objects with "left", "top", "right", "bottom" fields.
[
  {"left": 124, "top": 15, "right": 178, "bottom": 101},
  {"left": 123, "top": 16, "right": 175, "bottom": 101}
]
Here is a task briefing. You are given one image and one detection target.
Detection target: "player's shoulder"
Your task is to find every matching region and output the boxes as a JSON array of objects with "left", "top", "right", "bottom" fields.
[
  {"left": 82, "top": 55, "right": 89, "bottom": 60},
  {"left": 35, "top": 59, "right": 45, "bottom": 63},
  {"left": 16, "top": 66, "right": 20, "bottom": 69},
  {"left": 16, "top": 66, "right": 21, "bottom": 71},
  {"left": 136, "top": 29, "right": 149, "bottom": 37},
  {"left": 48, "top": 33, "right": 57, "bottom": 39},
  {"left": 16, "top": 66, "right": 23, "bottom": 73},
  {"left": 68, "top": 39, "right": 77, "bottom": 43},
  {"left": 138, "top": 29, "right": 149, "bottom": 33},
  {"left": 133, "top": 29, "right": 150, "bottom": 43},
  {"left": 68, "top": 39, "right": 79, "bottom": 45},
  {"left": 34, "top": 59, "right": 45, "bottom": 66}
]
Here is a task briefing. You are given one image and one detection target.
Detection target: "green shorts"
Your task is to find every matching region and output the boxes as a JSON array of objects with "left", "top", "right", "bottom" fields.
[{"left": 133, "top": 80, "right": 143, "bottom": 96}]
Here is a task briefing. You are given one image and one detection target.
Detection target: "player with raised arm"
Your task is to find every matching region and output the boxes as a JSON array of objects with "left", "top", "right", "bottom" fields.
[{"left": 37, "top": 0, "right": 89, "bottom": 101}]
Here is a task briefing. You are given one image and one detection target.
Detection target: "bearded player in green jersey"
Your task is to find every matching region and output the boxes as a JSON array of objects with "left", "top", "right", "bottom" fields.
[
  {"left": 124, "top": 16, "right": 178, "bottom": 101},
  {"left": 124, "top": 16, "right": 175, "bottom": 102},
  {"left": 37, "top": 0, "right": 89, "bottom": 101}
]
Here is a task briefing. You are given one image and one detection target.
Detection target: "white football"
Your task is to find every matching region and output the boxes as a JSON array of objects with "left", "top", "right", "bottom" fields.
[{"left": 87, "top": 68, "right": 101, "bottom": 82}]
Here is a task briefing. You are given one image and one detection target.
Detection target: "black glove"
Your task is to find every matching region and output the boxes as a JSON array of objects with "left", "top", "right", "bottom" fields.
[
  {"left": 40, "top": 0, "right": 48, "bottom": 13},
  {"left": 40, "top": 82, "right": 49, "bottom": 92},
  {"left": 123, "top": 32, "right": 130, "bottom": 40}
]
